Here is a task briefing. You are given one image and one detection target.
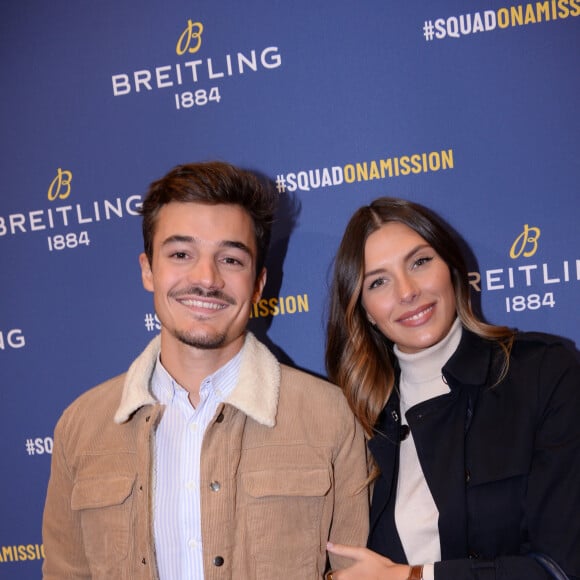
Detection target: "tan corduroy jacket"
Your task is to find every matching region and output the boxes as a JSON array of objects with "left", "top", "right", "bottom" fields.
[{"left": 43, "top": 332, "right": 369, "bottom": 579}]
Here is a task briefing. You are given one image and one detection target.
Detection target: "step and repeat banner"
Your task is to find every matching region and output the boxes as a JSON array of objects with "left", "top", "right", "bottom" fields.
[{"left": 1, "top": 1, "right": 578, "bottom": 576}]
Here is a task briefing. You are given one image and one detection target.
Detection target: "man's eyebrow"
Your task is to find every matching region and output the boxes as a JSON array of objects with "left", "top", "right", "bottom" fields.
[
  {"left": 161, "top": 235, "right": 253, "bottom": 256},
  {"left": 221, "top": 240, "right": 253, "bottom": 256},
  {"left": 161, "top": 235, "right": 195, "bottom": 246}
]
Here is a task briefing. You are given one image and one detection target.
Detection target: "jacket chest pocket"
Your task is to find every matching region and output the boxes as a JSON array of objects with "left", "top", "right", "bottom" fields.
[
  {"left": 71, "top": 475, "right": 135, "bottom": 565},
  {"left": 241, "top": 468, "right": 331, "bottom": 573},
  {"left": 466, "top": 452, "right": 531, "bottom": 550}
]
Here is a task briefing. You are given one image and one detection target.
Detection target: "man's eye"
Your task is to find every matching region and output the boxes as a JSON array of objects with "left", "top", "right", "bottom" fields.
[{"left": 171, "top": 252, "right": 188, "bottom": 259}]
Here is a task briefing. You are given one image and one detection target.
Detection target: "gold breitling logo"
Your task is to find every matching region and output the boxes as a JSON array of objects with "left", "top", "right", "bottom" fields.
[
  {"left": 510, "top": 224, "right": 540, "bottom": 259},
  {"left": 47, "top": 168, "right": 72, "bottom": 201},
  {"left": 176, "top": 19, "right": 204, "bottom": 55}
]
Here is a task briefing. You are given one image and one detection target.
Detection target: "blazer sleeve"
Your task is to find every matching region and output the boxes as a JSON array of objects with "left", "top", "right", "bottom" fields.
[
  {"left": 42, "top": 410, "right": 91, "bottom": 579},
  {"left": 435, "top": 342, "right": 580, "bottom": 580}
]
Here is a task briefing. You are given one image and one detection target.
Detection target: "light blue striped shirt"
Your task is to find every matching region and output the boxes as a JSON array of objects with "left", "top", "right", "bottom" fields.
[{"left": 151, "top": 350, "right": 242, "bottom": 580}]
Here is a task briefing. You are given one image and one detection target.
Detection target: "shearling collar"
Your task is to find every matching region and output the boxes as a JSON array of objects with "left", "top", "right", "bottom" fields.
[{"left": 114, "top": 332, "right": 281, "bottom": 427}]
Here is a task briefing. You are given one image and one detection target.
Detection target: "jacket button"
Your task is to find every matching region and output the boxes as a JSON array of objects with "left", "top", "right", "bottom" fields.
[
  {"left": 216, "top": 412, "right": 224, "bottom": 423},
  {"left": 210, "top": 481, "right": 221, "bottom": 492},
  {"left": 468, "top": 551, "right": 480, "bottom": 559},
  {"left": 465, "top": 470, "right": 471, "bottom": 483},
  {"left": 213, "top": 556, "right": 224, "bottom": 566}
]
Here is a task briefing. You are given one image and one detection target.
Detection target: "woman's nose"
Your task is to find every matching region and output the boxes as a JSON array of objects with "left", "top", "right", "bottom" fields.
[{"left": 397, "top": 274, "right": 419, "bottom": 303}]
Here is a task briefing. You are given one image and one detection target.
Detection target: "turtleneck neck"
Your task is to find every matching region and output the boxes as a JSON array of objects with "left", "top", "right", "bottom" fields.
[{"left": 394, "top": 317, "right": 462, "bottom": 412}]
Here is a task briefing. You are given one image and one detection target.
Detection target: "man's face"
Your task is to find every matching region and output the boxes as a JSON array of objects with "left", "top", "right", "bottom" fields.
[{"left": 139, "top": 201, "right": 266, "bottom": 357}]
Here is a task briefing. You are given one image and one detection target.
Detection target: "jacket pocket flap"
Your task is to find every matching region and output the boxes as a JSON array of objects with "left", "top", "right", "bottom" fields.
[
  {"left": 242, "top": 468, "right": 330, "bottom": 498},
  {"left": 71, "top": 476, "right": 135, "bottom": 510}
]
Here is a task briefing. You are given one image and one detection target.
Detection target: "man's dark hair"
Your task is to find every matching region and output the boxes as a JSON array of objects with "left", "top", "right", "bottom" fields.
[{"left": 140, "top": 161, "right": 277, "bottom": 277}]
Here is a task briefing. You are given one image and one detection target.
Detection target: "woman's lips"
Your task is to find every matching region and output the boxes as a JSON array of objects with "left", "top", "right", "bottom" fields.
[{"left": 397, "top": 304, "right": 435, "bottom": 326}]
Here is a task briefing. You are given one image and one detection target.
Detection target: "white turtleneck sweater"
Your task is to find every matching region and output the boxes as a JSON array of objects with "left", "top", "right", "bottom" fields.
[{"left": 393, "top": 318, "right": 463, "bottom": 580}]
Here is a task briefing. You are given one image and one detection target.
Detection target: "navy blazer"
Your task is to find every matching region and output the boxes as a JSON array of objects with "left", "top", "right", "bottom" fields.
[{"left": 368, "top": 330, "right": 580, "bottom": 580}]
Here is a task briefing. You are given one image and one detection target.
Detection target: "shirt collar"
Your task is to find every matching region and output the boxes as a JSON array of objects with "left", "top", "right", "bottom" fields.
[{"left": 151, "top": 349, "right": 243, "bottom": 405}]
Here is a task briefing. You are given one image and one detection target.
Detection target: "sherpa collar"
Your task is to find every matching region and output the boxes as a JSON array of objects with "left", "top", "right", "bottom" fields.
[{"left": 114, "top": 332, "right": 281, "bottom": 427}]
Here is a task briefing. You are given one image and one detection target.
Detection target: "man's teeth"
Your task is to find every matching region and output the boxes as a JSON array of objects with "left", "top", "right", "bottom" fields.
[{"left": 181, "top": 299, "right": 225, "bottom": 310}]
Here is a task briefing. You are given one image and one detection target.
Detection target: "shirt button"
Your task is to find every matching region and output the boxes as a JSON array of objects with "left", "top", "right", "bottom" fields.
[
  {"left": 210, "top": 481, "right": 221, "bottom": 492},
  {"left": 213, "top": 556, "right": 224, "bottom": 567},
  {"left": 189, "top": 423, "right": 198, "bottom": 432},
  {"left": 186, "top": 480, "right": 197, "bottom": 491}
]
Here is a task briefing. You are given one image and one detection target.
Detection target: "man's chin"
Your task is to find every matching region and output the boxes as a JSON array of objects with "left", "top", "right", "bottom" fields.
[{"left": 175, "top": 331, "right": 226, "bottom": 350}]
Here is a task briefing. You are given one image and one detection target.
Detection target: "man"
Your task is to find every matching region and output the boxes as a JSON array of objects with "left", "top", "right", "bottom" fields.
[{"left": 42, "top": 161, "right": 368, "bottom": 579}]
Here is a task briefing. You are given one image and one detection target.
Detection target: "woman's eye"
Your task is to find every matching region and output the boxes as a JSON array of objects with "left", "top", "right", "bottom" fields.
[
  {"left": 369, "top": 278, "right": 385, "bottom": 290},
  {"left": 414, "top": 256, "right": 433, "bottom": 268}
]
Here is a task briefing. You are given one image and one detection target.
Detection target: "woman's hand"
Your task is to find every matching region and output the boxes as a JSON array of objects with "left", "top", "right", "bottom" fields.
[{"left": 326, "top": 542, "right": 411, "bottom": 579}]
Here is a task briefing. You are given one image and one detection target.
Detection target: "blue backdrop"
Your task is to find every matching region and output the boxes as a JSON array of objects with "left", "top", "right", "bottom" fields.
[{"left": 1, "top": 1, "right": 579, "bottom": 576}]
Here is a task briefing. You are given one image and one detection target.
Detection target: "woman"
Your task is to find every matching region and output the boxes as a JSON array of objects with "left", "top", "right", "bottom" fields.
[{"left": 325, "top": 197, "right": 580, "bottom": 580}]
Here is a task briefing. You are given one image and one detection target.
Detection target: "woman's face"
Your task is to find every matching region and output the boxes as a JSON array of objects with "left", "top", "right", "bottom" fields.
[{"left": 361, "top": 222, "right": 457, "bottom": 354}]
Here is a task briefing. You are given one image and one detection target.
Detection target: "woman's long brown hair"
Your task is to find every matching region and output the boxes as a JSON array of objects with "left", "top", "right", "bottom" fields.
[{"left": 326, "top": 198, "right": 514, "bottom": 438}]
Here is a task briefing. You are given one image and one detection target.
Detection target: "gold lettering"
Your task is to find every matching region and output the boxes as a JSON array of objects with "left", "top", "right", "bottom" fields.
[
  {"left": 47, "top": 168, "right": 72, "bottom": 201},
  {"left": 176, "top": 20, "right": 204, "bottom": 55},
  {"left": 510, "top": 224, "right": 541, "bottom": 259}
]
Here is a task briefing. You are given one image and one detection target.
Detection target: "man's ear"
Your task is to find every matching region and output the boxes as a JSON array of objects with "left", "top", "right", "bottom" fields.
[
  {"left": 253, "top": 267, "right": 267, "bottom": 303},
  {"left": 139, "top": 253, "right": 154, "bottom": 292}
]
